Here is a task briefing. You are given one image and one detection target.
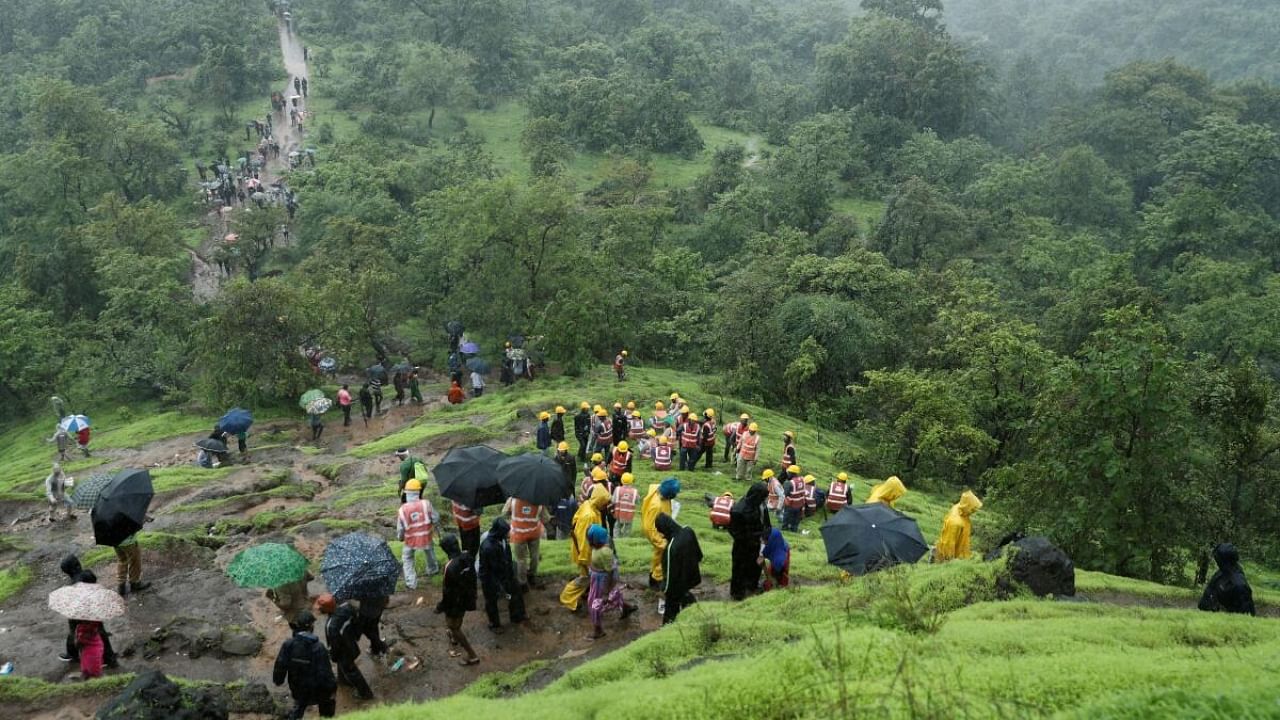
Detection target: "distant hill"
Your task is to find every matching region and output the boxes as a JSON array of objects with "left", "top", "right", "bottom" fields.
[{"left": 945, "top": 0, "right": 1280, "bottom": 84}]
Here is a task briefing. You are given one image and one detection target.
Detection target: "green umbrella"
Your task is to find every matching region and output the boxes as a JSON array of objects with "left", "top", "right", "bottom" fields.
[
  {"left": 298, "top": 389, "right": 325, "bottom": 411},
  {"left": 226, "top": 543, "right": 309, "bottom": 589}
]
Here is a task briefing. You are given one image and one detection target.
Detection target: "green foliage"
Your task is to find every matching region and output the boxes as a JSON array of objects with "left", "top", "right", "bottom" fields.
[
  {"left": 528, "top": 71, "right": 704, "bottom": 156},
  {"left": 0, "top": 565, "right": 33, "bottom": 603}
]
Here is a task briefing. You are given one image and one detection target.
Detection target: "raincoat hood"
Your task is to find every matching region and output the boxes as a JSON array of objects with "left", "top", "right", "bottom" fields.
[
  {"left": 60, "top": 554, "right": 83, "bottom": 579},
  {"left": 587, "top": 524, "right": 609, "bottom": 547},
  {"left": 489, "top": 517, "right": 510, "bottom": 540},
  {"left": 761, "top": 528, "right": 789, "bottom": 571},
  {"left": 955, "top": 491, "right": 982, "bottom": 517},
  {"left": 742, "top": 482, "right": 769, "bottom": 508},
  {"left": 659, "top": 477, "right": 681, "bottom": 499},
  {"left": 440, "top": 534, "right": 462, "bottom": 558},
  {"left": 656, "top": 513, "right": 680, "bottom": 539},
  {"left": 1213, "top": 543, "right": 1240, "bottom": 569},
  {"left": 867, "top": 476, "right": 907, "bottom": 507},
  {"left": 588, "top": 483, "right": 611, "bottom": 511}
]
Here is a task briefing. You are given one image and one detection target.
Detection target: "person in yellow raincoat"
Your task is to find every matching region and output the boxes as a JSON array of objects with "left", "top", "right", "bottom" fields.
[
  {"left": 642, "top": 477, "right": 682, "bottom": 589},
  {"left": 866, "top": 476, "right": 906, "bottom": 508},
  {"left": 934, "top": 490, "right": 982, "bottom": 562},
  {"left": 560, "top": 484, "right": 612, "bottom": 611}
]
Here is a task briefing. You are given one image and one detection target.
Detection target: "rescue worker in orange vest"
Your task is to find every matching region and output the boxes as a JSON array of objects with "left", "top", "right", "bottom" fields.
[
  {"left": 735, "top": 423, "right": 761, "bottom": 481},
  {"left": 804, "top": 475, "right": 821, "bottom": 518},
  {"left": 627, "top": 409, "right": 646, "bottom": 440},
  {"left": 708, "top": 491, "right": 733, "bottom": 529},
  {"left": 452, "top": 500, "right": 481, "bottom": 556},
  {"left": 582, "top": 466, "right": 607, "bottom": 503},
  {"left": 762, "top": 468, "right": 783, "bottom": 523},
  {"left": 653, "top": 436, "right": 673, "bottom": 471},
  {"left": 722, "top": 413, "right": 746, "bottom": 462},
  {"left": 612, "top": 472, "right": 639, "bottom": 537},
  {"left": 649, "top": 402, "right": 668, "bottom": 434},
  {"left": 613, "top": 349, "right": 627, "bottom": 381},
  {"left": 503, "top": 494, "right": 551, "bottom": 590},
  {"left": 397, "top": 479, "right": 440, "bottom": 590},
  {"left": 782, "top": 470, "right": 808, "bottom": 532},
  {"left": 700, "top": 409, "right": 717, "bottom": 470},
  {"left": 560, "top": 484, "right": 611, "bottom": 611},
  {"left": 590, "top": 407, "right": 613, "bottom": 459},
  {"left": 677, "top": 409, "right": 701, "bottom": 471},
  {"left": 826, "top": 473, "right": 851, "bottom": 514},
  {"left": 642, "top": 478, "right": 681, "bottom": 594},
  {"left": 780, "top": 431, "right": 797, "bottom": 471},
  {"left": 609, "top": 441, "right": 633, "bottom": 481}
]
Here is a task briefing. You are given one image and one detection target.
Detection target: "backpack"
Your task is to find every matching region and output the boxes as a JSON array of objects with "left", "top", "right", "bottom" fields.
[{"left": 414, "top": 462, "right": 428, "bottom": 480}]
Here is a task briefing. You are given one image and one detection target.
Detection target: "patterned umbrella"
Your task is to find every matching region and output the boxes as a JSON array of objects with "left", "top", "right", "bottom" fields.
[
  {"left": 306, "top": 398, "right": 332, "bottom": 414},
  {"left": 320, "top": 533, "right": 400, "bottom": 600},
  {"left": 227, "top": 543, "right": 309, "bottom": 589},
  {"left": 218, "top": 408, "right": 254, "bottom": 434},
  {"left": 58, "top": 415, "right": 91, "bottom": 433},
  {"left": 298, "top": 389, "right": 325, "bottom": 410},
  {"left": 71, "top": 473, "right": 114, "bottom": 510},
  {"left": 48, "top": 582, "right": 126, "bottom": 622}
]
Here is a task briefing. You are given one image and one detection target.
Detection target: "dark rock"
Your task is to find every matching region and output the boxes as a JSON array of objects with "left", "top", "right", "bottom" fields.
[
  {"left": 993, "top": 536, "right": 1076, "bottom": 597},
  {"left": 225, "top": 682, "right": 280, "bottom": 715},
  {"left": 219, "top": 626, "right": 264, "bottom": 656},
  {"left": 96, "top": 670, "right": 229, "bottom": 720}
]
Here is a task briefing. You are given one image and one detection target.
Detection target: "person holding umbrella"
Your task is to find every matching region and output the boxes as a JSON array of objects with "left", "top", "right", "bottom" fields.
[
  {"left": 48, "top": 573, "right": 126, "bottom": 679},
  {"left": 273, "top": 610, "right": 337, "bottom": 719},
  {"left": 113, "top": 534, "right": 150, "bottom": 597},
  {"left": 435, "top": 534, "right": 480, "bottom": 666},
  {"left": 56, "top": 556, "right": 117, "bottom": 668},
  {"left": 478, "top": 518, "right": 527, "bottom": 633}
]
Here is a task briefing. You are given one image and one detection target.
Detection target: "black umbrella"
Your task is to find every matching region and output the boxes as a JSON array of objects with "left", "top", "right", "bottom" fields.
[
  {"left": 391, "top": 362, "right": 413, "bottom": 374},
  {"left": 820, "top": 503, "right": 928, "bottom": 575},
  {"left": 435, "top": 445, "right": 506, "bottom": 508},
  {"left": 196, "top": 438, "right": 229, "bottom": 453},
  {"left": 320, "top": 533, "right": 400, "bottom": 600},
  {"left": 507, "top": 334, "right": 525, "bottom": 349},
  {"left": 445, "top": 320, "right": 464, "bottom": 337},
  {"left": 366, "top": 364, "right": 388, "bottom": 382},
  {"left": 91, "top": 469, "right": 154, "bottom": 547},
  {"left": 496, "top": 453, "right": 574, "bottom": 506},
  {"left": 465, "top": 357, "right": 490, "bottom": 374}
]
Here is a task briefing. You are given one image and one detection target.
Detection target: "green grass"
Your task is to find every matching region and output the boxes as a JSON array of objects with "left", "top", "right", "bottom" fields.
[
  {"left": 0, "top": 565, "right": 33, "bottom": 603},
  {"left": 151, "top": 465, "right": 238, "bottom": 493},
  {"left": 0, "top": 674, "right": 134, "bottom": 705},
  {"left": 832, "top": 195, "right": 886, "bottom": 232}
]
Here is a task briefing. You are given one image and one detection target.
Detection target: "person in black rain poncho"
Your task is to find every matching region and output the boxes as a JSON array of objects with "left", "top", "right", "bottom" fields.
[
  {"left": 479, "top": 517, "right": 528, "bottom": 632},
  {"left": 727, "top": 482, "right": 771, "bottom": 600},
  {"left": 272, "top": 610, "right": 337, "bottom": 719},
  {"left": 656, "top": 513, "right": 703, "bottom": 624},
  {"left": 1199, "top": 543, "right": 1256, "bottom": 616},
  {"left": 436, "top": 534, "right": 480, "bottom": 665}
]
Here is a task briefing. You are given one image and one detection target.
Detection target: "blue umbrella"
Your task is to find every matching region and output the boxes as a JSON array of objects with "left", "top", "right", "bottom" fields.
[
  {"left": 460, "top": 342, "right": 480, "bottom": 355},
  {"left": 321, "top": 533, "right": 401, "bottom": 600},
  {"left": 465, "top": 357, "right": 490, "bottom": 374},
  {"left": 218, "top": 408, "right": 254, "bottom": 434},
  {"left": 59, "top": 415, "right": 91, "bottom": 433}
]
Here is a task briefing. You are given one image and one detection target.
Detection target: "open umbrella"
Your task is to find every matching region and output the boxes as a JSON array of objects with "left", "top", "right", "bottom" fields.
[
  {"left": 391, "top": 362, "right": 413, "bottom": 374},
  {"left": 465, "top": 357, "right": 490, "bottom": 374},
  {"left": 366, "top": 364, "right": 388, "bottom": 382},
  {"left": 48, "top": 583, "right": 126, "bottom": 622},
  {"left": 306, "top": 398, "right": 332, "bottom": 415},
  {"left": 318, "top": 357, "right": 337, "bottom": 372},
  {"left": 497, "top": 453, "right": 573, "bottom": 506},
  {"left": 91, "top": 468, "right": 154, "bottom": 547},
  {"left": 435, "top": 445, "right": 506, "bottom": 508},
  {"left": 71, "top": 473, "right": 114, "bottom": 510},
  {"left": 320, "top": 533, "right": 400, "bottom": 600},
  {"left": 299, "top": 389, "right": 325, "bottom": 411},
  {"left": 820, "top": 503, "right": 928, "bottom": 575},
  {"left": 459, "top": 342, "right": 480, "bottom": 355},
  {"left": 227, "top": 543, "right": 309, "bottom": 589},
  {"left": 196, "top": 438, "right": 229, "bottom": 453},
  {"left": 218, "top": 408, "right": 254, "bottom": 434},
  {"left": 59, "top": 415, "right": 91, "bottom": 433},
  {"left": 445, "top": 320, "right": 464, "bottom": 337}
]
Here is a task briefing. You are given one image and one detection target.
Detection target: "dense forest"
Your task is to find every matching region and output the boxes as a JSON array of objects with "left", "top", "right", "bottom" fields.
[{"left": 1, "top": 0, "right": 1279, "bottom": 584}]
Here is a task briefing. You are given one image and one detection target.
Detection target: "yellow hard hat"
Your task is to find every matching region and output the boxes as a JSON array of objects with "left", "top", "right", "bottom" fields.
[
  {"left": 613, "top": 402, "right": 622, "bottom": 409},
  {"left": 591, "top": 453, "right": 604, "bottom": 463},
  {"left": 632, "top": 410, "right": 642, "bottom": 417},
  {"left": 621, "top": 472, "right": 634, "bottom": 485},
  {"left": 658, "top": 436, "right": 669, "bottom": 445},
  {"left": 761, "top": 469, "right": 775, "bottom": 480},
  {"left": 655, "top": 401, "right": 665, "bottom": 410},
  {"left": 837, "top": 472, "right": 849, "bottom": 481},
  {"left": 680, "top": 406, "right": 691, "bottom": 415},
  {"left": 555, "top": 405, "right": 567, "bottom": 414},
  {"left": 704, "top": 408, "right": 715, "bottom": 417},
  {"left": 740, "top": 413, "right": 750, "bottom": 420},
  {"left": 596, "top": 408, "right": 607, "bottom": 416},
  {"left": 783, "top": 430, "right": 795, "bottom": 441},
  {"left": 804, "top": 474, "right": 815, "bottom": 483},
  {"left": 592, "top": 467, "right": 608, "bottom": 480},
  {"left": 670, "top": 393, "right": 680, "bottom": 401},
  {"left": 593, "top": 404, "right": 604, "bottom": 413},
  {"left": 788, "top": 465, "right": 801, "bottom": 474},
  {"left": 646, "top": 429, "right": 656, "bottom": 437},
  {"left": 539, "top": 411, "right": 551, "bottom": 421},
  {"left": 748, "top": 422, "right": 759, "bottom": 431},
  {"left": 580, "top": 401, "right": 590, "bottom": 410},
  {"left": 617, "top": 441, "right": 629, "bottom": 453},
  {"left": 558, "top": 441, "right": 569, "bottom": 452},
  {"left": 626, "top": 401, "right": 636, "bottom": 410},
  {"left": 405, "top": 479, "right": 423, "bottom": 491},
  {"left": 621, "top": 350, "right": 628, "bottom": 356}
]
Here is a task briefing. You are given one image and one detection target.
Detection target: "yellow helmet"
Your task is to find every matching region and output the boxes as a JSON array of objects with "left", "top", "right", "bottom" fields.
[
  {"left": 788, "top": 465, "right": 801, "bottom": 475},
  {"left": 740, "top": 413, "right": 750, "bottom": 420},
  {"left": 626, "top": 401, "right": 636, "bottom": 410},
  {"left": 617, "top": 441, "right": 629, "bottom": 453},
  {"left": 558, "top": 441, "right": 569, "bottom": 452},
  {"left": 658, "top": 436, "right": 669, "bottom": 445},
  {"left": 591, "top": 453, "right": 604, "bottom": 463},
  {"left": 761, "top": 469, "right": 775, "bottom": 480},
  {"left": 783, "top": 430, "right": 795, "bottom": 441},
  {"left": 646, "top": 429, "right": 657, "bottom": 437},
  {"left": 596, "top": 408, "right": 607, "bottom": 417},
  {"left": 621, "top": 472, "right": 634, "bottom": 485},
  {"left": 593, "top": 404, "right": 604, "bottom": 413},
  {"left": 632, "top": 409, "right": 642, "bottom": 417},
  {"left": 555, "top": 405, "right": 567, "bottom": 414},
  {"left": 804, "top": 474, "right": 816, "bottom": 483},
  {"left": 539, "top": 411, "right": 551, "bottom": 421},
  {"left": 655, "top": 401, "right": 666, "bottom": 410},
  {"left": 592, "top": 467, "right": 608, "bottom": 480},
  {"left": 748, "top": 422, "right": 759, "bottom": 431},
  {"left": 704, "top": 408, "right": 715, "bottom": 417},
  {"left": 580, "top": 401, "right": 591, "bottom": 410},
  {"left": 680, "top": 406, "right": 691, "bottom": 415},
  {"left": 613, "top": 402, "right": 622, "bottom": 409},
  {"left": 670, "top": 393, "right": 680, "bottom": 401},
  {"left": 621, "top": 350, "right": 628, "bottom": 357},
  {"left": 405, "top": 479, "right": 423, "bottom": 491},
  {"left": 837, "top": 472, "right": 849, "bottom": 481}
]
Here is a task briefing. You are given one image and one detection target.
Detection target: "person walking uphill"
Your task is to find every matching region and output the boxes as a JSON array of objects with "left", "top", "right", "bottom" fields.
[
  {"left": 642, "top": 478, "right": 682, "bottom": 597},
  {"left": 396, "top": 448, "right": 427, "bottom": 503},
  {"left": 728, "top": 482, "right": 771, "bottom": 600},
  {"left": 586, "top": 525, "right": 636, "bottom": 638},
  {"left": 58, "top": 557, "right": 118, "bottom": 667},
  {"left": 536, "top": 412, "right": 552, "bottom": 455},
  {"left": 574, "top": 402, "right": 592, "bottom": 461},
  {"left": 560, "top": 485, "right": 611, "bottom": 611},
  {"left": 338, "top": 385, "right": 352, "bottom": 427},
  {"left": 504, "top": 494, "right": 550, "bottom": 590},
  {"left": 656, "top": 514, "right": 702, "bottom": 624},
  {"left": 1199, "top": 543, "right": 1256, "bottom": 616},
  {"left": 45, "top": 463, "right": 74, "bottom": 522},
  {"left": 436, "top": 534, "right": 480, "bottom": 665},
  {"left": 397, "top": 480, "right": 440, "bottom": 590},
  {"left": 478, "top": 518, "right": 528, "bottom": 632},
  {"left": 934, "top": 491, "right": 982, "bottom": 562},
  {"left": 317, "top": 594, "right": 373, "bottom": 700},
  {"left": 359, "top": 384, "right": 374, "bottom": 425},
  {"left": 273, "top": 610, "right": 337, "bottom": 719},
  {"left": 113, "top": 533, "right": 150, "bottom": 597}
]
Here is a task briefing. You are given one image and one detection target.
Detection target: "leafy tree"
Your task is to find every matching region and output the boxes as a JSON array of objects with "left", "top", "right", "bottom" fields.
[
  {"left": 398, "top": 43, "right": 474, "bottom": 128},
  {"left": 860, "top": 0, "right": 945, "bottom": 33},
  {"left": 521, "top": 117, "right": 574, "bottom": 177},
  {"left": 871, "top": 178, "right": 972, "bottom": 268}
]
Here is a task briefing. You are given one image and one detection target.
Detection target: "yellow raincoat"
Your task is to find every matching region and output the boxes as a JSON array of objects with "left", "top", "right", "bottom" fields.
[
  {"left": 641, "top": 484, "right": 673, "bottom": 582},
  {"left": 559, "top": 484, "right": 611, "bottom": 610},
  {"left": 866, "top": 476, "right": 906, "bottom": 508},
  {"left": 934, "top": 491, "right": 983, "bottom": 562}
]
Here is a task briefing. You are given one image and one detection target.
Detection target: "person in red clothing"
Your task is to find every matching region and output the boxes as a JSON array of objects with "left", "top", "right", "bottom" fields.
[
  {"left": 611, "top": 472, "right": 639, "bottom": 536},
  {"left": 677, "top": 410, "right": 701, "bottom": 471},
  {"left": 708, "top": 492, "right": 733, "bottom": 529},
  {"left": 826, "top": 473, "right": 851, "bottom": 513},
  {"left": 337, "top": 384, "right": 353, "bottom": 427},
  {"left": 447, "top": 381, "right": 465, "bottom": 405},
  {"left": 699, "top": 409, "right": 717, "bottom": 470},
  {"left": 452, "top": 501, "right": 481, "bottom": 556},
  {"left": 76, "top": 427, "right": 92, "bottom": 457}
]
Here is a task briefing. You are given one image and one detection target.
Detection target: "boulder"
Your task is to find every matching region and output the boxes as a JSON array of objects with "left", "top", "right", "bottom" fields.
[
  {"left": 993, "top": 536, "right": 1076, "bottom": 597},
  {"left": 96, "top": 670, "right": 228, "bottom": 720},
  {"left": 219, "top": 626, "right": 264, "bottom": 656}
]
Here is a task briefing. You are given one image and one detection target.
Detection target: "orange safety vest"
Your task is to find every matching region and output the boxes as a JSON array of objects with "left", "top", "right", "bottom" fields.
[
  {"left": 628, "top": 417, "right": 646, "bottom": 439},
  {"left": 738, "top": 433, "right": 760, "bottom": 461},
  {"left": 612, "top": 485, "right": 638, "bottom": 522},
  {"left": 580, "top": 475, "right": 595, "bottom": 502},
  {"left": 452, "top": 501, "right": 480, "bottom": 530},
  {"left": 784, "top": 480, "right": 807, "bottom": 509},
  {"left": 594, "top": 418, "right": 613, "bottom": 444},
  {"left": 826, "top": 481, "right": 849, "bottom": 512},
  {"left": 679, "top": 420, "right": 700, "bottom": 449},
  {"left": 509, "top": 499, "right": 543, "bottom": 543},
  {"left": 723, "top": 421, "right": 739, "bottom": 440},
  {"left": 653, "top": 445, "right": 673, "bottom": 470},
  {"left": 709, "top": 495, "right": 733, "bottom": 527},
  {"left": 609, "top": 450, "right": 632, "bottom": 476},
  {"left": 767, "top": 477, "right": 783, "bottom": 510},
  {"left": 701, "top": 419, "right": 717, "bottom": 447},
  {"left": 613, "top": 354, "right": 625, "bottom": 369},
  {"left": 781, "top": 444, "right": 796, "bottom": 469},
  {"left": 398, "top": 499, "right": 435, "bottom": 548},
  {"left": 805, "top": 483, "right": 817, "bottom": 509}
]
